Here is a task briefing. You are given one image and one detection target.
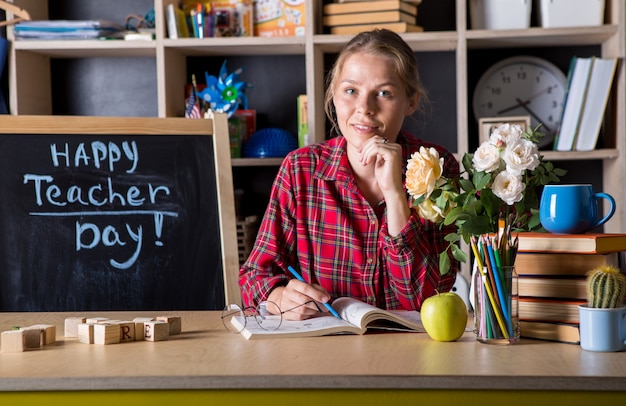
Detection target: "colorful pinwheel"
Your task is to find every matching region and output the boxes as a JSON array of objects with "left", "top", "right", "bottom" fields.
[{"left": 197, "top": 60, "right": 251, "bottom": 117}]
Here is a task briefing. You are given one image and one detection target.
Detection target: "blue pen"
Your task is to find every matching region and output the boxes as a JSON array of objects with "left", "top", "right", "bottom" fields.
[{"left": 287, "top": 266, "right": 341, "bottom": 319}]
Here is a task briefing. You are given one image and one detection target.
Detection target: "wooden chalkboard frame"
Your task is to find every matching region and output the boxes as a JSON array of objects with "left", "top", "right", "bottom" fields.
[{"left": 0, "top": 113, "right": 241, "bottom": 307}]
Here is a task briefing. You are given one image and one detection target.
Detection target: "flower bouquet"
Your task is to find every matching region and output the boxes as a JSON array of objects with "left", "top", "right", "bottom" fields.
[
  {"left": 406, "top": 123, "right": 566, "bottom": 343},
  {"left": 406, "top": 123, "right": 565, "bottom": 274}
]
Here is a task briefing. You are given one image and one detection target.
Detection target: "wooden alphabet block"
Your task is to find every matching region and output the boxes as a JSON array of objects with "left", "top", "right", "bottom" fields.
[
  {"left": 64, "top": 317, "right": 86, "bottom": 337},
  {"left": 94, "top": 323, "right": 120, "bottom": 345},
  {"left": 1, "top": 329, "right": 41, "bottom": 352},
  {"left": 157, "top": 316, "right": 182, "bottom": 335},
  {"left": 28, "top": 324, "right": 56, "bottom": 345},
  {"left": 2, "top": 330, "right": 25, "bottom": 353},
  {"left": 86, "top": 317, "right": 110, "bottom": 324},
  {"left": 144, "top": 321, "right": 169, "bottom": 342},
  {"left": 77, "top": 323, "right": 95, "bottom": 344},
  {"left": 116, "top": 321, "right": 135, "bottom": 343}
]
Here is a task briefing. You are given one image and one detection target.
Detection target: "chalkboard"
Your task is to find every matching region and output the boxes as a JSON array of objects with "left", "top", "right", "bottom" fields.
[{"left": 0, "top": 115, "right": 239, "bottom": 311}]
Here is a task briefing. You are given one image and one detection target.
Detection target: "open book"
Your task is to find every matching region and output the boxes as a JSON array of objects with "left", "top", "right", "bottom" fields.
[{"left": 230, "top": 297, "right": 425, "bottom": 340}]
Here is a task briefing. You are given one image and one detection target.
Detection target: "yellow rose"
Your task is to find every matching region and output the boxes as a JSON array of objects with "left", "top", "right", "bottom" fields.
[
  {"left": 406, "top": 147, "right": 444, "bottom": 199},
  {"left": 417, "top": 199, "right": 445, "bottom": 223}
]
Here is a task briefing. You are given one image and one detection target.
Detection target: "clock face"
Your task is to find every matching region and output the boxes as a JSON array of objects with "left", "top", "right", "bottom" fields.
[{"left": 473, "top": 56, "right": 567, "bottom": 146}]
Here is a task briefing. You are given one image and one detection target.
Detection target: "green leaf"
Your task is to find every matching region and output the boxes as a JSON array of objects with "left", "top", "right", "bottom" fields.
[
  {"left": 439, "top": 251, "right": 450, "bottom": 275},
  {"left": 473, "top": 170, "right": 491, "bottom": 190},
  {"left": 444, "top": 233, "right": 461, "bottom": 243},
  {"left": 451, "top": 244, "right": 467, "bottom": 263}
]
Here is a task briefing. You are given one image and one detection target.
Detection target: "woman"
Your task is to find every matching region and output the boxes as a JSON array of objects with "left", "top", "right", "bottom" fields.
[{"left": 239, "top": 29, "right": 459, "bottom": 319}]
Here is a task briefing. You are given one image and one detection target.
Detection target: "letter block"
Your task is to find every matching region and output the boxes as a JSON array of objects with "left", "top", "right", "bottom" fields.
[
  {"left": 1, "top": 329, "right": 41, "bottom": 353},
  {"left": 144, "top": 321, "right": 169, "bottom": 342},
  {"left": 64, "top": 317, "right": 87, "bottom": 337},
  {"left": 94, "top": 323, "right": 120, "bottom": 345},
  {"left": 78, "top": 323, "right": 95, "bottom": 344},
  {"left": 157, "top": 316, "right": 182, "bottom": 335},
  {"left": 117, "top": 321, "right": 135, "bottom": 343}
]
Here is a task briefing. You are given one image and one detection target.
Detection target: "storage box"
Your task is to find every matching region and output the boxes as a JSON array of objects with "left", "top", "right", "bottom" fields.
[
  {"left": 537, "top": 0, "right": 605, "bottom": 28},
  {"left": 253, "top": 0, "right": 306, "bottom": 37},
  {"left": 469, "top": 0, "right": 531, "bottom": 30}
]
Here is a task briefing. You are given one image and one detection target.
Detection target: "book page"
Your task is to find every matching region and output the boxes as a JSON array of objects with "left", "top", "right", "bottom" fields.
[
  {"left": 332, "top": 297, "right": 424, "bottom": 332},
  {"left": 230, "top": 314, "right": 361, "bottom": 339}
]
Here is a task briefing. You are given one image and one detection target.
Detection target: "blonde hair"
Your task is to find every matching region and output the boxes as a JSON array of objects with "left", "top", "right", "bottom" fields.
[{"left": 324, "top": 29, "right": 427, "bottom": 136}]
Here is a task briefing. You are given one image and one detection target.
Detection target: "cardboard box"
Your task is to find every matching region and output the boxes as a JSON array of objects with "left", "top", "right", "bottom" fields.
[{"left": 253, "top": 0, "right": 306, "bottom": 37}]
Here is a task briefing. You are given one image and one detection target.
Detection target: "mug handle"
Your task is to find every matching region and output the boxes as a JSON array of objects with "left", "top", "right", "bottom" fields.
[{"left": 592, "top": 192, "right": 616, "bottom": 228}]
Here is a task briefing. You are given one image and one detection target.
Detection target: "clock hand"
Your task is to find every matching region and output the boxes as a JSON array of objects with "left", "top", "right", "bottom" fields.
[
  {"left": 496, "top": 86, "right": 556, "bottom": 115},
  {"left": 515, "top": 98, "right": 553, "bottom": 133}
]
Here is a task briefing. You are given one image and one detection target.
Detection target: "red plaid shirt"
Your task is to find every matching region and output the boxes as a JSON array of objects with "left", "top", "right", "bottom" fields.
[{"left": 239, "top": 131, "right": 459, "bottom": 311}]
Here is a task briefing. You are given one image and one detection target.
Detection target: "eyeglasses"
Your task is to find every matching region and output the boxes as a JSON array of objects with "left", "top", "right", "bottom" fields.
[{"left": 221, "top": 300, "right": 321, "bottom": 333}]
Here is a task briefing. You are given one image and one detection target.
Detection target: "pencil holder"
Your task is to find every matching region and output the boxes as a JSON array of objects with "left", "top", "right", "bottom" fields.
[{"left": 473, "top": 265, "right": 520, "bottom": 344}]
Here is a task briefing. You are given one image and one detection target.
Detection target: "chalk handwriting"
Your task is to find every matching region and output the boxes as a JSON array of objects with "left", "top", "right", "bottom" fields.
[{"left": 25, "top": 139, "right": 179, "bottom": 269}]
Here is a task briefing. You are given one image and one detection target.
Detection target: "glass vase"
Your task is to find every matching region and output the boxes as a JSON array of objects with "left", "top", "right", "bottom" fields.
[{"left": 473, "top": 265, "right": 519, "bottom": 344}]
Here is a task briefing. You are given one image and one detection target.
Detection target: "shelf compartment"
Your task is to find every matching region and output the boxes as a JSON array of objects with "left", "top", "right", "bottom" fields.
[
  {"left": 164, "top": 37, "right": 306, "bottom": 56},
  {"left": 12, "top": 40, "right": 157, "bottom": 58},
  {"left": 313, "top": 31, "right": 459, "bottom": 53},
  {"left": 466, "top": 25, "right": 619, "bottom": 49}
]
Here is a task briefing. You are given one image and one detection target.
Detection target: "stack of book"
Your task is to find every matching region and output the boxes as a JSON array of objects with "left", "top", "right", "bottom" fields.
[
  {"left": 323, "top": 0, "right": 423, "bottom": 35},
  {"left": 515, "top": 232, "right": 626, "bottom": 344}
]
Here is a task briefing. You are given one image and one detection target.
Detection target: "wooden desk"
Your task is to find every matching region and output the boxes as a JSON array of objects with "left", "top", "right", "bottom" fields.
[{"left": 1, "top": 311, "right": 625, "bottom": 404}]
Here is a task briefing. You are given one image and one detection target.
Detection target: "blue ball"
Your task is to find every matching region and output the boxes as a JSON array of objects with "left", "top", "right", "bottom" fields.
[{"left": 243, "top": 128, "right": 298, "bottom": 158}]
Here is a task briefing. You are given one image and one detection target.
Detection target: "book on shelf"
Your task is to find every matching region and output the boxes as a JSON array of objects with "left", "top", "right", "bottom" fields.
[
  {"left": 515, "top": 232, "right": 626, "bottom": 254},
  {"left": 166, "top": 3, "right": 188, "bottom": 39},
  {"left": 227, "top": 297, "right": 425, "bottom": 340},
  {"left": 330, "top": 21, "right": 423, "bottom": 35},
  {"left": 324, "top": 0, "right": 419, "bottom": 16},
  {"left": 574, "top": 57, "right": 618, "bottom": 151},
  {"left": 553, "top": 56, "right": 593, "bottom": 151},
  {"left": 520, "top": 320, "right": 580, "bottom": 344},
  {"left": 515, "top": 252, "right": 619, "bottom": 276},
  {"left": 519, "top": 298, "right": 586, "bottom": 324},
  {"left": 323, "top": 10, "right": 416, "bottom": 27},
  {"left": 518, "top": 277, "right": 587, "bottom": 300}
]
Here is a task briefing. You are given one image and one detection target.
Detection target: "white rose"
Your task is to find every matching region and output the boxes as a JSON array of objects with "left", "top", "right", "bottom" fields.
[
  {"left": 406, "top": 147, "right": 444, "bottom": 199},
  {"left": 472, "top": 142, "right": 501, "bottom": 173},
  {"left": 490, "top": 123, "right": 523, "bottom": 147},
  {"left": 502, "top": 138, "right": 540, "bottom": 175},
  {"left": 492, "top": 171, "right": 525, "bottom": 205}
]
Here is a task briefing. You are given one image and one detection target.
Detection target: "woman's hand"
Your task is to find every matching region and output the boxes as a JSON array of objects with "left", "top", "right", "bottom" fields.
[
  {"left": 359, "top": 135, "right": 411, "bottom": 236},
  {"left": 266, "top": 280, "right": 332, "bottom": 320}
]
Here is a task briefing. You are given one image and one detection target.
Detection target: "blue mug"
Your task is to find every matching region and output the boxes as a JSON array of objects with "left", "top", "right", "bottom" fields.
[
  {"left": 539, "top": 184, "right": 615, "bottom": 234},
  {"left": 579, "top": 306, "right": 626, "bottom": 352}
]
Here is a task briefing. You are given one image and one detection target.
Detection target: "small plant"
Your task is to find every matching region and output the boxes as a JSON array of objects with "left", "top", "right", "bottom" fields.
[{"left": 586, "top": 265, "right": 626, "bottom": 308}]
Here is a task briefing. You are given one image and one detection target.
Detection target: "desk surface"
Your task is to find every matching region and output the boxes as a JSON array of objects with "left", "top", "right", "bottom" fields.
[{"left": 0, "top": 311, "right": 625, "bottom": 392}]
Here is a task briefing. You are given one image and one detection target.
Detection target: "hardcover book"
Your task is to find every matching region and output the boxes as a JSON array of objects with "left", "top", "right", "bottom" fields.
[
  {"left": 324, "top": 0, "right": 418, "bottom": 16},
  {"left": 516, "top": 232, "right": 626, "bottom": 254},
  {"left": 520, "top": 320, "right": 580, "bottom": 344},
  {"left": 515, "top": 252, "right": 619, "bottom": 276}
]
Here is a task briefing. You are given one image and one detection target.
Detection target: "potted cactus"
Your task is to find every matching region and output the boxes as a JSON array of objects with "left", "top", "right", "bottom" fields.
[
  {"left": 586, "top": 265, "right": 626, "bottom": 308},
  {"left": 578, "top": 265, "right": 626, "bottom": 352}
]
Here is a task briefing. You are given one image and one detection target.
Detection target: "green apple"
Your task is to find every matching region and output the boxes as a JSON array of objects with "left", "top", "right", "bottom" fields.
[{"left": 420, "top": 292, "right": 468, "bottom": 342}]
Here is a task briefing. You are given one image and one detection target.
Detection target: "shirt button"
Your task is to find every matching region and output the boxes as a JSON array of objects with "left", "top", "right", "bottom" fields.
[{"left": 367, "top": 258, "right": 373, "bottom": 264}]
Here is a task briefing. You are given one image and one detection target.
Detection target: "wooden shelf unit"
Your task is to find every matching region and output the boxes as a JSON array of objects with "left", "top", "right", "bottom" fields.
[{"left": 6, "top": 0, "right": 625, "bottom": 234}]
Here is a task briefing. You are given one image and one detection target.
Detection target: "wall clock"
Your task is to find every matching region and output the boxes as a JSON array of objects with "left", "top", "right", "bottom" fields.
[{"left": 472, "top": 56, "right": 567, "bottom": 147}]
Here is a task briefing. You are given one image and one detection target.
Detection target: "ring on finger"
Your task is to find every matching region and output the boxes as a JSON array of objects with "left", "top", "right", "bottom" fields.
[{"left": 382, "top": 137, "right": 388, "bottom": 144}]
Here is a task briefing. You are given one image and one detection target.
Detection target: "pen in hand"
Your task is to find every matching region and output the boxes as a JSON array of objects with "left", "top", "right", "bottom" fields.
[{"left": 287, "top": 266, "right": 342, "bottom": 319}]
